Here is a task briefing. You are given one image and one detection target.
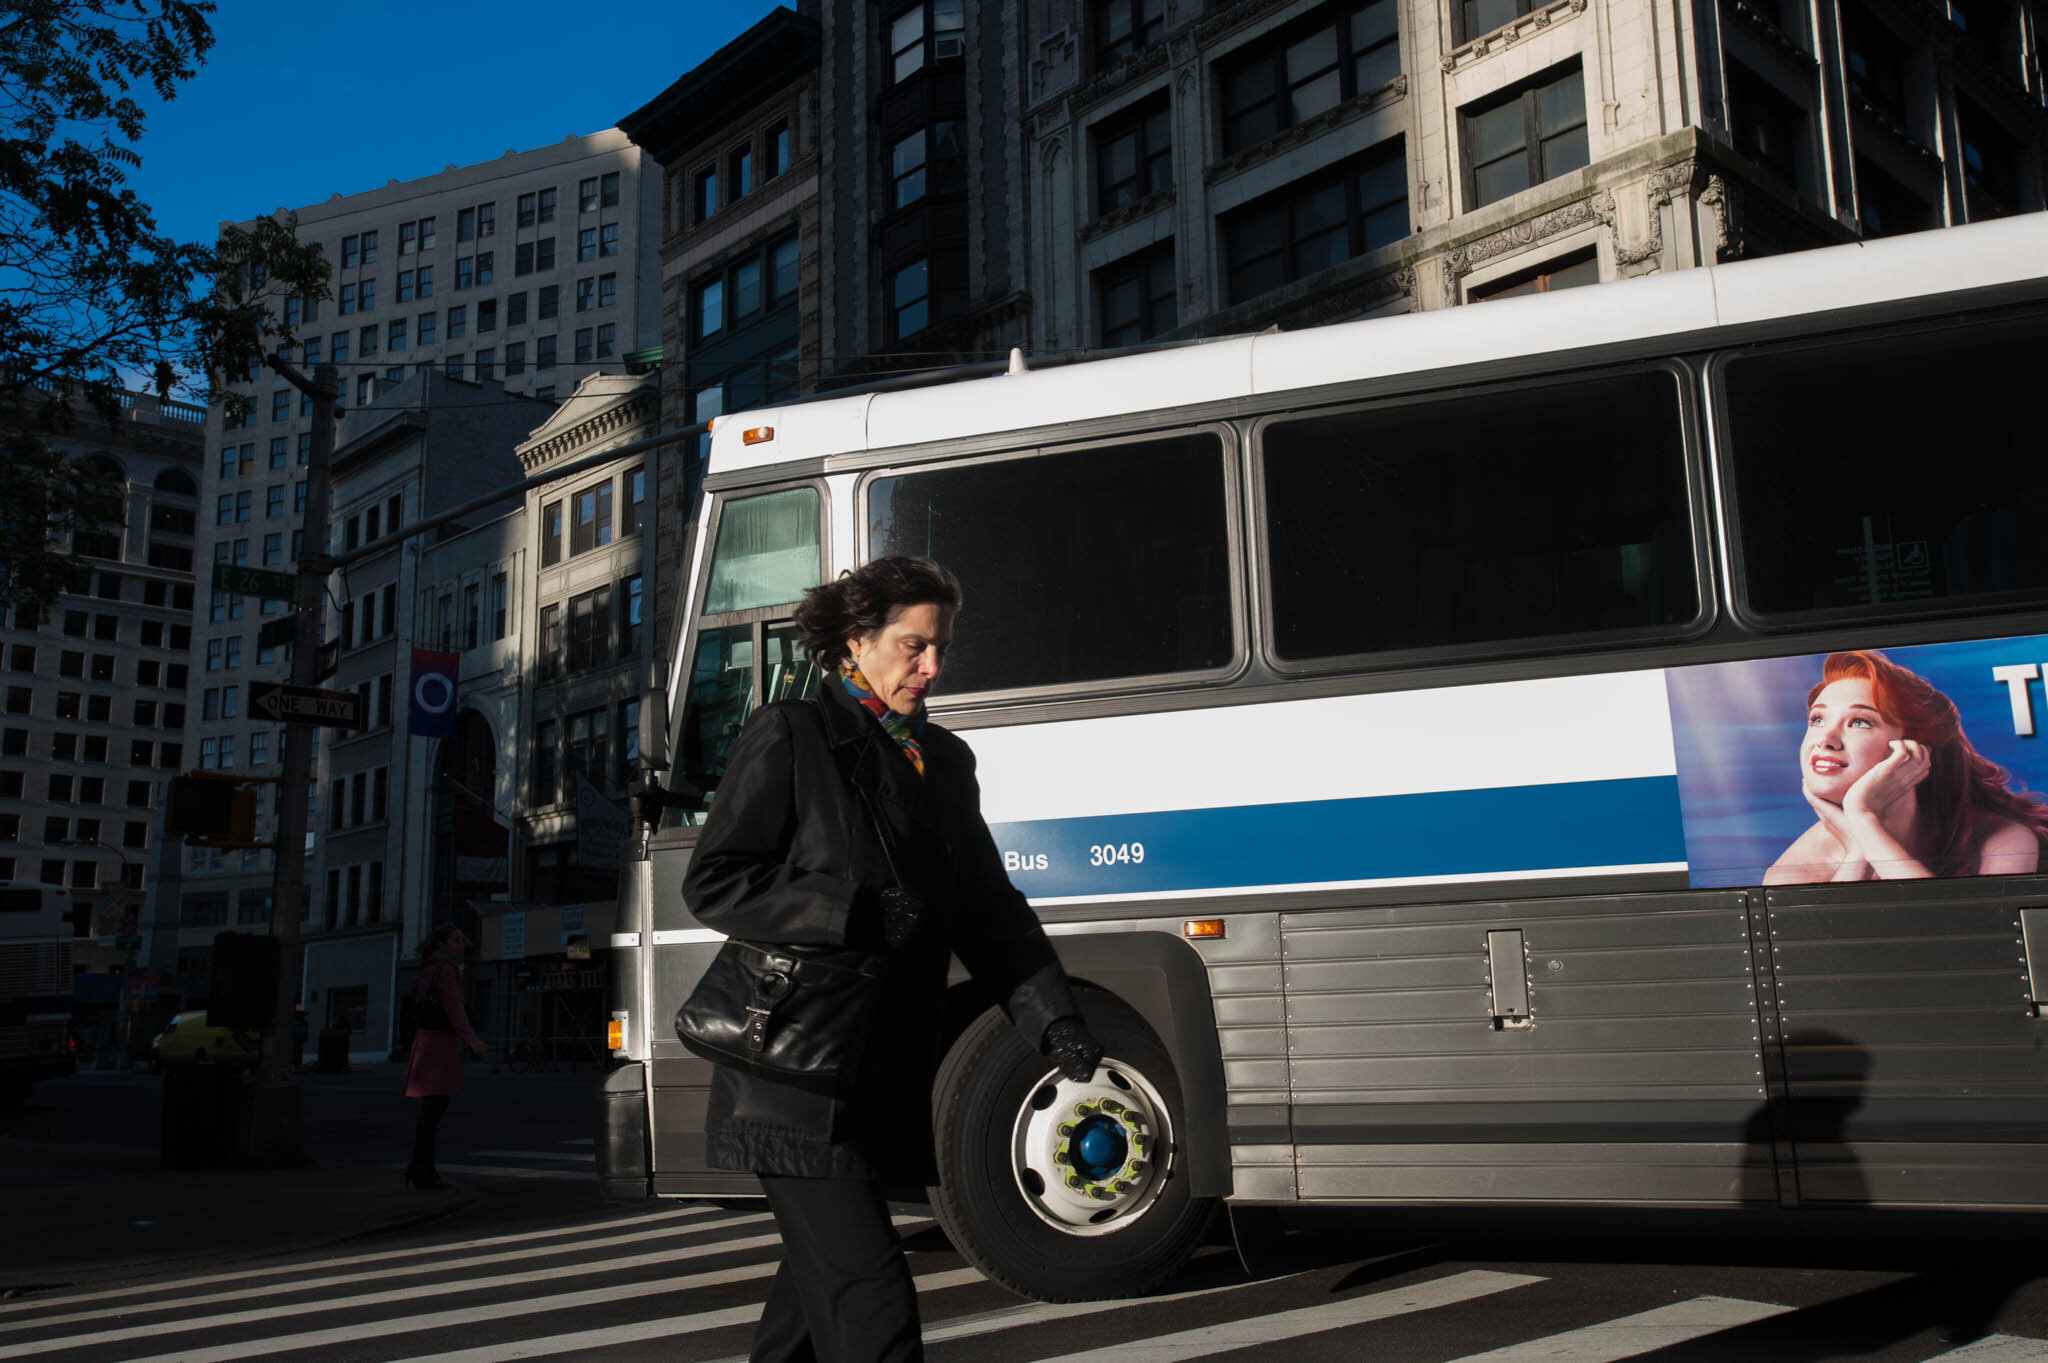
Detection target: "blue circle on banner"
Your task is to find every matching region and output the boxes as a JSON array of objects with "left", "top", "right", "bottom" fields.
[{"left": 414, "top": 670, "right": 455, "bottom": 716}]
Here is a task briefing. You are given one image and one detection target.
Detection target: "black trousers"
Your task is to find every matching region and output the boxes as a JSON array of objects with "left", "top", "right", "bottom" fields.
[
  {"left": 752, "top": 1175, "right": 922, "bottom": 1363},
  {"left": 409, "top": 1093, "right": 449, "bottom": 1176}
]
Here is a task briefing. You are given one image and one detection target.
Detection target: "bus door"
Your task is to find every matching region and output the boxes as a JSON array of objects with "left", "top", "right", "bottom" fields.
[{"left": 1762, "top": 875, "right": 2048, "bottom": 1209}]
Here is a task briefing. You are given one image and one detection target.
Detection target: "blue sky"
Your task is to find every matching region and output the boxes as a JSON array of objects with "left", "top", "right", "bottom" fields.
[{"left": 129, "top": 1, "right": 787, "bottom": 247}]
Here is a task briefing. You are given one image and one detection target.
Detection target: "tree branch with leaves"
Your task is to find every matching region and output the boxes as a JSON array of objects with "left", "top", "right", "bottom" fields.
[{"left": 0, "top": 0, "right": 328, "bottom": 613}]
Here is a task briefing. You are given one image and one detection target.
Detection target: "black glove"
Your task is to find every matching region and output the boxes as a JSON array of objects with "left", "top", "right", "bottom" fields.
[
  {"left": 1042, "top": 1016, "right": 1103, "bottom": 1083},
  {"left": 851, "top": 886, "right": 923, "bottom": 950}
]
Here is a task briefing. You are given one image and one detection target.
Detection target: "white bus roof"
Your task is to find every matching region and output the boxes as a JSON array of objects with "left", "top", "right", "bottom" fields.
[{"left": 709, "top": 212, "right": 2048, "bottom": 474}]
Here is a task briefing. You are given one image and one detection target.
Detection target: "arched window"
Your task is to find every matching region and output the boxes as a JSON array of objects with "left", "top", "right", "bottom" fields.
[{"left": 154, "top": 468, "right": 198, "bottom": 497}]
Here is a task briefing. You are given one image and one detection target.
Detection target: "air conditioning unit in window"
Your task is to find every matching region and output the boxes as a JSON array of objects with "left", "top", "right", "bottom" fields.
[{"left": 934, "top": 34, "right": 965, "bottom": 58}]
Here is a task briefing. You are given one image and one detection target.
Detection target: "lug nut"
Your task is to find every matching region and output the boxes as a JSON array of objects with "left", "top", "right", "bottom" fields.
[
  {"left": 1057, "top": 1123, "right": 1075, "bottom": 1136},
  {"left": 1053, "top": 1150, "right": 1070, "bottom": 1165},
  {"left": 1088, "top": 1186, "right": 1114, "bottom": 1200},
  {"left": 1065, "top": 1173, "right": 1083, "bottom": 1190}
]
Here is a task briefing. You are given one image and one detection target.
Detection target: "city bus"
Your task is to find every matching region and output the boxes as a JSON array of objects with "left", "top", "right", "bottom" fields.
[
  {"left": 597, "top": 211, "right": 2048, "bottom": 1302},
  {"left": 0, "top": 882, "right": 77, "bottom": 1106}
]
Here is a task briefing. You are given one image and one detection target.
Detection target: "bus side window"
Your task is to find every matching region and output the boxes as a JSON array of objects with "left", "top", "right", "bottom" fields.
[
  {"left": 868, "top": 432, "right": 1236, "bottom": 694},
  {"left": 1262, "top": 367, "right": 1698, "bottom": 662},
  {"left": 1720, "top": 309, "right": 2048, "bottom": 618}
]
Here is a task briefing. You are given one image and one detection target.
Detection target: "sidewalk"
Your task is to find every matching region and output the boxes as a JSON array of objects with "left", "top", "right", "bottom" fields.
[{"left": 1, "top": 1062, "right": 486, "bottom": 1294}]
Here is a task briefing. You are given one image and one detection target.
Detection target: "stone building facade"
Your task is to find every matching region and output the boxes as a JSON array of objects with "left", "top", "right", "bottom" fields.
[
  {"left": 1020, "top": 0, "right": 2046, "bottom": 345},
  {"left": 0, "top": 389, "right": 204, "bottom": 1017},
  {"left": 181, "top": 131, "right": 662, "bottom": 988}
]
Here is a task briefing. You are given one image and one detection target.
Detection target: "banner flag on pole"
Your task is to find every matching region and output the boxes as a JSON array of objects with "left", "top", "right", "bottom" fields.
[{"left": 409, "top": 648, "right": 460, "bottom": 738}]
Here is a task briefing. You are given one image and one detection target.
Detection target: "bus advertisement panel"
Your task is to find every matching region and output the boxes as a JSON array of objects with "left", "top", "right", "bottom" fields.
[{"left": 1668, "top": 635, "right": 2048, "bottom": 888}]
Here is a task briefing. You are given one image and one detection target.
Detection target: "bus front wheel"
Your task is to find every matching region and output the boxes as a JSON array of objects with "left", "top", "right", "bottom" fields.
[{"left": 929, "top": 997, "right": 1216, "bottom": 1302}]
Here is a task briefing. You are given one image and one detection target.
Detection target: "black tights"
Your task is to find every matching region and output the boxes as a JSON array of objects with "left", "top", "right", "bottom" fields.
[{"left": 409, "top": 1093, "right": 450, "bottom": 1177}]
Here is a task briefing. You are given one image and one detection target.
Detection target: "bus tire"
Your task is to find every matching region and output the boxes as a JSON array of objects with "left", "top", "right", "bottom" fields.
[{"left": 929, "top": 995, "right": 1216, "bottom": 1302}]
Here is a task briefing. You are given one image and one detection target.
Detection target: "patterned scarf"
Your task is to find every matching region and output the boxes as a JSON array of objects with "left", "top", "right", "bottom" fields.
[{"left": 840, "top": 659, "right": 926, "bottom": 777}]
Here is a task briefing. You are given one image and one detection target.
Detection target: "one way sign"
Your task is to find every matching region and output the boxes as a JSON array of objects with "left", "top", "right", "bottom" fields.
[{"left": 250, "top": 681, "right": 362, "bottom": 729}]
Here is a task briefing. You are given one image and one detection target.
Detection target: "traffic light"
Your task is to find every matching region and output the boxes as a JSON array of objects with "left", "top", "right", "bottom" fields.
[{"left": 166, "top": 774, "right": 259, "bottom": 846}]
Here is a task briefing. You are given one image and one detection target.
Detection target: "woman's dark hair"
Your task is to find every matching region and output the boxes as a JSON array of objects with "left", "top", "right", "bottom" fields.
[
  {"left": 792, "top": 556, "right": 962, "bottom": 666},
  {"left": 418, "top": 923, "right": 464, "bottom": 961}
]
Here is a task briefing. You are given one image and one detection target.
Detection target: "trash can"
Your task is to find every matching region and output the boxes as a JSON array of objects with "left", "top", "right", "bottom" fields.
[
  {"left": 161, "top": 1063, "right": 241, "bottom": 1169},
  {"left": 316, "top": 1026, "right": 350, "bottom": 1074}
]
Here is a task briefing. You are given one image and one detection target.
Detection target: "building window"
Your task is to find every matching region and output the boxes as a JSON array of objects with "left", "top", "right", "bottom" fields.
[
  {"left": 597, "top": 273, "right": 616, "bottom": 308},
  {"left": 1094, "top": 0, "right": 1165, "bottom": 68},
  {"left": 599, "top": 224, "right": 619, "bottom": 257},
  {"left": 418, "top": 311, "right": 437, "bottom": 346},
  {"left": 622, "top": 466, "right": 645, "bottom": 539},
  {"left": 493, "top": 573, "right": 509, "bottom": 639},
  {"left": 1095, "top": 240, "right": 1177, "bottom": 346},
  {"left": 595, "top": 322, "right": 615, "bottom": 358},
  {"left": 729, "top": 146, "right": 753, "bottom": 200},
  {"left": 474, "top": 347, "right": 494, "bottom": 381},
  {"left": 891, "top": 0, "right": 965, "bottom": 82},
  {"left": 892, "top": 122, "right": 965, "bottom": 209},
  {"left": 580, "top": 176, "right": 601, "bottom": 214},
  {"left": 1854, "top": 156, "right": 1933, "bottom": 237},
  {"left": 339, "top": 283, "right": 355, "bottom": 315},
  {"left": 566, "top": 707, "right": 609, "bottom": 790},
  {"left": 693, "top": 276, "right": 723, "bottom": 338},
  {"left": 1222, "top": 137, "right": 1409, "bottom": 303},
  {"left": 456, "top": 257, "right": 473, "bottom": 290},
  {"left": 576, "top": 276, "right": 595, "bottom": 313},
  {"left": 541, "top": 500, "right": 563, "bottom": 566},
  {"left": 1460, "top": 0, "right": 1544, "bottom": 42},
  {"left": 621, "top": 574, "right": 644, "bottom": 656},
  {"left": 517, "top": 193, "right": 537, "bottom": 228},
  {"left": 1463, "top": 61, "right": 1589, "bottom": 209},
  {"left": 1468, "top": 247, "right": 1600, "bottom": 300},
  {"left": 400, "top": 220, "right": 416, "bottom": 254},
  {"left": 1957, "top": 96, "right": 2020, "bottom": 221},
  {"left": 397, "top": 269, "right": 414, "bottom": 302},
  {"left": 571, "top": 481, "right": 613, "bottom": 555},
  {"left": 476, "top": 251, "right": 494, "bottom": 284},
  {"left": 536, "top": 334, "right": 557, "bottom": 369},
  {"left": 1094, "top": 95, "right": 1171, "bottom": 214},
  {"left": 505, "top": 341, "right": 525, "bottom": 377},
  {"left": 1220, "top": 0, "right": 1402, "bottom": 154},
  {"left": 418, "top": 215, "right": 436, "bottom": 249},
  {"left": 1842, "top": 3, "right": 1912, "bottom": 129},
  {"left": 341, "top": 235, "right": 359, "bottom": 269},
  {"left": 601, "top": 171, "right": 620, "bottom": 208},
  {"left": 579, "top": 226, "right": 599, "bottom": 262},
  {"left": 417, "top": 265, "right": 433, "bottom": 297},
  {"left": 539, "top": 603, "right": 562, "bottom": 681},
  {"left": 538, "top": 284, "right": 559, "bottom": 319},
  {"left": 533, "top": 719, "right": 557, "bottom": 806},
  {"left": 360, "top": 229, "right": 377, "bottom": 263},
  {"left": 478, "top": 298, "right": 497, "bottom": 333},
  {"left": 575, "top": 327, "right": 594, "bottom": 362},
  {"left": 388, "top": 317, "right": 406, "bottom": 351},
  {"left": 566, "top": 587, "right": 614, "bottom": 673},
  {"left": 508, "top": 292, "right": 528, "bottom": 326},
  {"left": 769, "top": 121, "right": 791, "bottom": 177},
  {"left": 892, "top": 258, "right": 930, "bottom": 338}
]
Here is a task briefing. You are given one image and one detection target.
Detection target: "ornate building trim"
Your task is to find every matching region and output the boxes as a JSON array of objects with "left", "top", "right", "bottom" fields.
[
  {"left": 1441, "top": 192, "right": 1605, "bottom": 286},
  {"left": 1441, "top": 0, "right": 1588, "bottom": 74},
  {"left": 1203, "top": 77, "right": 1409, "bottom": 186},
  {"left": 1079, "top": 186, "right": 1178, "bottom": 243}
]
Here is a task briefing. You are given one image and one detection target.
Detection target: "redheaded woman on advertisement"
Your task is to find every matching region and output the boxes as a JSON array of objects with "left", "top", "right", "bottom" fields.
[{"left": 1765, "top": 650, "right": 2048, "bottom": 884}]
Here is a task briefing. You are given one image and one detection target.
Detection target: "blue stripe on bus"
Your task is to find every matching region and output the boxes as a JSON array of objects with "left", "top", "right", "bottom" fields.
[{"left": 986, "top": 775, "right": 1686, "bottom": 899}]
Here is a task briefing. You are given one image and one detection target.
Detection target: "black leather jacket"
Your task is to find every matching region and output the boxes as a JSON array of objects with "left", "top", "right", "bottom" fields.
[{"left": 682, "top": 679, "right": 1079, "bottom": 1183}]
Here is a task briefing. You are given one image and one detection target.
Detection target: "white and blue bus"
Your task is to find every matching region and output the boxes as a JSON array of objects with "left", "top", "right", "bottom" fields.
[{"left": 597, "top": 212, "right": 2048, "bottom": 1301}]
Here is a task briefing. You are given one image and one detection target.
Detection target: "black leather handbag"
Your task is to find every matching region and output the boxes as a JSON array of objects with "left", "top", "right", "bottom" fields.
[
  {"left": 672, "top": 939, "right": 885, "bottom": 1094},
  {"left": 673, "top": 788, "right": 903, "bottom": 1095}
]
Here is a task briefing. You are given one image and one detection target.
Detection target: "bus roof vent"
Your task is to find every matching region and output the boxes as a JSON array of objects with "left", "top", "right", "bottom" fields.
[{"left": 1006, "top": 347, "right": 1028, "bottom": 375}]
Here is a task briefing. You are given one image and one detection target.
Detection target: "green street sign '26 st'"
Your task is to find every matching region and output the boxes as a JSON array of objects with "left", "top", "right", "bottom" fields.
[{"left": 211, "top": 562, "right": 295, "bottom": 601}]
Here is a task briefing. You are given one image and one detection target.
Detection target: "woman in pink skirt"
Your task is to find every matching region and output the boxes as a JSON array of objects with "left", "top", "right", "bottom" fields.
[{"left": 403, "top": 924, "right": 486, "bottom": 1188}]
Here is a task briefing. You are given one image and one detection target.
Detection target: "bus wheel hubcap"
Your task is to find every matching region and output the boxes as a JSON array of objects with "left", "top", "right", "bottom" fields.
[{"left": 1010, "top": 1056, "right": 1171, "bottom": 1234}]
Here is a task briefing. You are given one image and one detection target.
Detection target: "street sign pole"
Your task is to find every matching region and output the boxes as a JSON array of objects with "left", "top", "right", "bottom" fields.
[{"left": 249, "top": 357, "right": 338, "bottom": 1164}]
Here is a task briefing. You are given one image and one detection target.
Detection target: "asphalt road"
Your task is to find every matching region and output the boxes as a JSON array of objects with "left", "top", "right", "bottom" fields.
[{"left": 6, "top": 1068, "right": 2048, "bottom": 1360}]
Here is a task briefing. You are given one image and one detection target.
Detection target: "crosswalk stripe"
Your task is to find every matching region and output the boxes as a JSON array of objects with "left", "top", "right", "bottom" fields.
[
  {"left": 1439, "top": 1295, "right": 1796, "bottom": 1362},
  {"left": 1027, "top": 1270, "right": 1545, "bottom": 1363},
  {"left": 0, "top": 1203, "right": 720, "bottom": 1320},
  {"left": 694, "top": 1255, "right": 1314, "bottom": 1363},
  {"left": 0, "top": 1210, "right": 774, "bottom": 1337},
  {"left": 1922, "top": 1337, "right": 2048, "bottom": 1361},
  {"left": 428, "top": 1162, "right": 593, "bottom": 1182},
  {"left": 462, "top": 1150, "right": 596, "bottom": 1162},
  {"left": 389, "top": 1266, "right": 990, "bottom": 1363},
  {"left": 46, "top": 1216, "right": 925, "bottom": 1363}
]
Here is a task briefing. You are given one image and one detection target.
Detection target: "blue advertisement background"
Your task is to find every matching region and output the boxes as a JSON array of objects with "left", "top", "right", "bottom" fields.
[{"left": 1665, "top": 634, "right": 2048, "bottom": 887}]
